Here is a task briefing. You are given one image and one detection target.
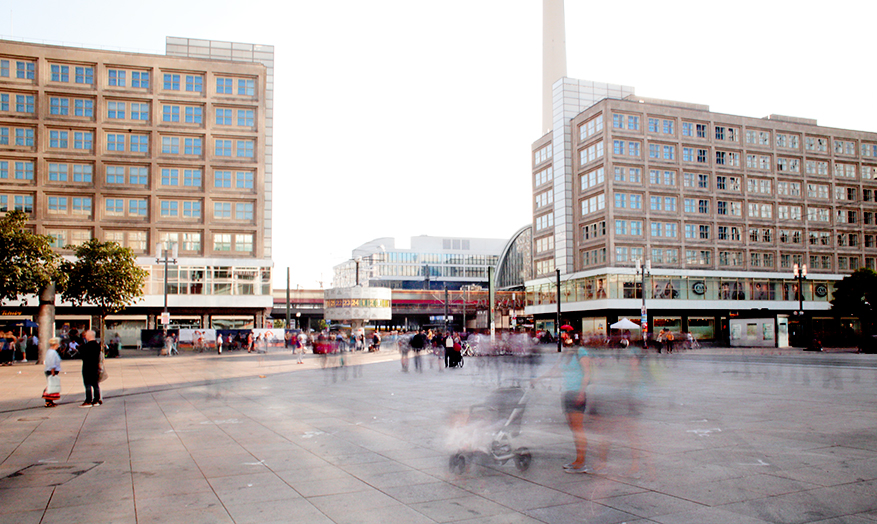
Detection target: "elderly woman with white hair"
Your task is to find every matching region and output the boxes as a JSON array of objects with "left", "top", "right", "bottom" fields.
[{"left": 42, "top": 338, "right": 62, "bottom": 407}]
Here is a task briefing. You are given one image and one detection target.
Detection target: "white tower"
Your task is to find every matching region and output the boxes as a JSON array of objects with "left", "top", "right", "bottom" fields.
[{"left": 542, "top": 0, "right": 567, "bottom": 133}]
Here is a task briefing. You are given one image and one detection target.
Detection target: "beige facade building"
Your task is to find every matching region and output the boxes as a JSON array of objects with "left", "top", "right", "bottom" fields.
[
  {"left": 0, "top": 38, "right": 274, "bottom": 336},
  {"left": 529, "top": 89, "right": 877, "bottom": 343}
]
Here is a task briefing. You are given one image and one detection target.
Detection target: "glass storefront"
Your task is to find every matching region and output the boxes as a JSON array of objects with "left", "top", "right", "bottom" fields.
[{"left": 527, "top": 274, "right": 836, "bottom": 304}]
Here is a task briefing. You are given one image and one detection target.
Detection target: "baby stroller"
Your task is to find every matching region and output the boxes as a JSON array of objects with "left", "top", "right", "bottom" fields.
[
  {"left": 447, "top": 346, "right": 464, "bottom": 368},
  {"left": 448, "top": 385, "right": 532, "bottom": 473}
]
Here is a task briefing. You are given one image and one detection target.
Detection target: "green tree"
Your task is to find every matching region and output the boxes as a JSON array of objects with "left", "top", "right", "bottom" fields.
[
  {"left": 61, "top": 239, "right": 148, "bottom": 345},
  {"left": 830, "top": 268, "right": 877, "bottom": 335},
  {"left": 0, "top": 210, "right": 64, "bottom": 304}
]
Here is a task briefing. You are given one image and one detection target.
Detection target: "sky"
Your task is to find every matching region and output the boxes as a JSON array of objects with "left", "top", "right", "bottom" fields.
[{"left": 3, "top": 0, "right": 876, "bottom": 289}]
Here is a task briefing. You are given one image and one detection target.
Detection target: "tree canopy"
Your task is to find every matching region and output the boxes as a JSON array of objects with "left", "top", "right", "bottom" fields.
[
  {"left": 830, "top": 268, "right": 877, "bottom": 333},
  {"left": 0, "top": 210, "right": 64, "bottom": 305},
  {"left": 61, "top": 239, "right": 148, "bottom": 317}
]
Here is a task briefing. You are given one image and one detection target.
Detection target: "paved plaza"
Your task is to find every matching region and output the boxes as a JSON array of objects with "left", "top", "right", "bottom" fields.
[{"left": 1, "top": 346, "right": 876, "bottom": 524}]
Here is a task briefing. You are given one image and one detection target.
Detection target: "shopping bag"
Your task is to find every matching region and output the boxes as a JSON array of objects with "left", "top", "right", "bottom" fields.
[{"left": 43, "top": 375, "right": 61, "bottom": 400}]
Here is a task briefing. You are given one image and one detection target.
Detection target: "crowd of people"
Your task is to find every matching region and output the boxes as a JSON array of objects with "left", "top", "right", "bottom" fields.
[{"left": 0, "top": 331, "right": 37, "bottom": 365}]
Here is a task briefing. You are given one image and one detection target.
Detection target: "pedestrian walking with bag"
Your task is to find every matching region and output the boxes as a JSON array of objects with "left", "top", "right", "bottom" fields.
[{"left": 42, "top": 338, "right": 62, "bottom": 407}]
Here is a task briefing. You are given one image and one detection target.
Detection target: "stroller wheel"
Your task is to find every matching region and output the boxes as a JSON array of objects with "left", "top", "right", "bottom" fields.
[
  {"left": 449, "top": 453, "right": 468, "bottom": 475},
  {"left": 514, "top": 448, "right": 532, "bottom": 472}
]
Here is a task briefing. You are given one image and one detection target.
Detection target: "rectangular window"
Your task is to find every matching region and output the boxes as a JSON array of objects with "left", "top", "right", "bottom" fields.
[
  {"left": 74, "top": 99, "right": 94, "bottom": 117},
  {"left": 49, "top": 163, "right": 68, "bottom": 181},
  {"left": 51, "top": 64, "right": 69, "bottom": 82},
  {"left": 184, "top": 169, "right": 202, "bottom": 187},
  {"left": 663, "top": 120, "right": 674, "bottom": 134},
  {"left": 131, "top": 71, "right": 149, "bottom": 88},
  {"left": 128, "top": 166, "right": 147, "bottom": 185},
  {"left": 106, "top": 166, "right": 125, "bottom": 184},
  {"left": 185, "top": 106, "right": 203, "bottom": 124},
  {"left": 50, "top": 97, "right": 69, "bottom": 115},
  {"left": 161, "top": 168, "right": 179, "bottom": 186},
  {"left": 235, "top": 171, "right": 254, "bottom": 189},
  {"left": 128, "top": 199, "right": 148, "bottom": 217},
  {"left": 108, "top": 69, "right": 126, "bottom": 87},
  {"left": 238, "top": 78, "right": 255, "bottom": 96},
  {"left": 163, "top": 105, "right": 180, "bottom": 122},
  {"left": 105, "top": 198, "right": 125, "bottom": 216},
  {"left": 160, "top": 200, "right": 179, "bottom": 217},
  {"left": 164, "top": 73, "right": 180, "bottom": 90},
  {"left": 216, "top": 77, "right": 233, "bottom": 94},
  {"left": 74, "top": 132, "right": 93, "bottom": 150},
  {"left": 130, "top": 134, "right": 149, "bottom": 153},
  {"left": 130, "top": 103, "right": 148, "bottom": 120},
  {"left": 15, "top": 94, "right": 34, "bottom": 113},
  {"left": 185, "top": 75, "right": 203, "bottom": 92},
  {"left": 107, "top": 133, "right": 125, "bottom": 151},
  {"left": 215, "top": 139, "right": 232, "bottom": 156},
  {"left": 213, "top": 233, "right": 231, "bottom": 251},
  {"left": 14, "top": 128, "right": 34, "bottom": 147},
  {"left": 48, "top": 196, "right": 68, "bottom": 213},
  {"left": 72, "top": 197, "right": 92, "bottom": 216},
  {"left": 72, "top": 164, "right": 92, "bottom": 183},
  {"left": 182, "top": 201, "right": 201, "bottom": 219},
  {"left": 184, "top": 137, "right": 202, "bottom": 155},
  {"left": 75, "top": 66, "right": 93, "bottom": 84},
  {"left": 236, "top": 140, "right": 254, "bottom": 158},
  {"left": 15, "top": 161, "right": 34, "bottom": 180},
  {"left": 214, "top": 170, "right": 232, "bottom": 188},
  {"left": 107, "top": 101, "right": 126, "bottom": 119},
  {"left": 49, "top": 130, "right": 68, "bottom": 149},
  {"left": 162, "top": 136, "right": 180, "bottom": 154},
  {"left": 216, "top": 108, "right": 232, "bottom": 125},
  {"left": 237, "top": 109, "right": 254, "bottom": 127},
  {"left": 235, "top": 202, "right": 254, "bottom": 220},
  {"left": 214, "top": 202, "right": 232, "bottom": 218},
  {"left": 236, "top": 234, "right": 254, "bottom": 252}
]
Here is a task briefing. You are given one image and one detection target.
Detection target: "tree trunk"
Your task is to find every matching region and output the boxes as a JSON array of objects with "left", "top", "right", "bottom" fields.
[{"left": 37, "top": 283, "right": 55, "bottom": 365}]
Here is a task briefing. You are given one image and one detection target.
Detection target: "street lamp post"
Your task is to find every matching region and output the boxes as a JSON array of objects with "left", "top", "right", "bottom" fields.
[
  {"left": 354, "top": 257, "right": 362, "bottom": 286},
  {"left": 556, "top": 268, "right": 561, "bottom": 353},
  {"left": 636, "top": 258, "right": 650, "bottom": 351},
  {"left": 155, "top": 241, "right": 178, "bottom": 343},
  {"left": 793, "top": 263, "right": 807, "bottom": 344}
]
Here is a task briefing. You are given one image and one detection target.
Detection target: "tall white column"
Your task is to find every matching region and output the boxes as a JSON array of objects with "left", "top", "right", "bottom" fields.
[{"left": 542, "top": 0, "right": 567, "bottom": 134}]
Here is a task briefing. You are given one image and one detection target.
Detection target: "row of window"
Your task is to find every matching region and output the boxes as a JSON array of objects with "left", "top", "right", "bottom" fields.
[
  {"left": 602, "top": 112, "right": 876, "bottom": 156},
  {"left": 41, "top": 97, "right": 257, "bottom": 127},
  {"left": 1, "top": 128, "right": 256, "bottom": 158},
  {"left": 39, "top": 228, "right": 254, "bottom": 255},
  {"left": 579, "top": 140, "right": 877, "bottom": 177},
  {"left": 4, "top": 194, "right": 256, "bottom": 221},
  {"left": 609, "top": 169, "right": 877, "bottom": 196},
  {"left": 2, "top": 59, "right": 257, "bottom": 96},
  {"left": 610, "top": 219, "right": 877, "bottom": 247},
  {"left": 610, "top": 247, "right": 866, "bottom": 273},
  {"left": 1, "top": 161, "right": 255, "bottom": 190}
]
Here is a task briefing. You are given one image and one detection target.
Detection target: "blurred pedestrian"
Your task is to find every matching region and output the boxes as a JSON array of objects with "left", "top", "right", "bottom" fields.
[
  {"left": 80, "top": 330, "right": 103, "bottom": 407},
  {"left": 533, "top": 337, "right": 591, "bottom": 473},
  {"left": 42, "top": 337, "right": 62, "bottom": 407}
]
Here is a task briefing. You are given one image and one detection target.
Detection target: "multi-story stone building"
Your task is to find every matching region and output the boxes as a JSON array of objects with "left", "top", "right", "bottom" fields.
[
  {"left": 528, "top": 89, "right": 877, "bottom": 343},
  {"left": 0, "top": 38, "right": 274, "bottom": 338}
]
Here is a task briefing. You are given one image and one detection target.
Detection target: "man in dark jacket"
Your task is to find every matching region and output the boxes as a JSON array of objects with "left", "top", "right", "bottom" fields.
[
  {"left": 80, "top": 330, "right": 103, "bottom": 407},
  {"left": 408, "top": 330, "right": 424, "bottom": 372}
]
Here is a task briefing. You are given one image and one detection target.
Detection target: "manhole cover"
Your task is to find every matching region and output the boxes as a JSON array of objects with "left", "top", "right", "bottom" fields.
[{"left": 0, "top": 462, "right": 102, "bottom": 488}]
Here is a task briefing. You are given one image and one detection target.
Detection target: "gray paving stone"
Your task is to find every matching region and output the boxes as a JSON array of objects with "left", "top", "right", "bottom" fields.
[{"left": 1, "top": 349, "right": 876, "bottom": 523}]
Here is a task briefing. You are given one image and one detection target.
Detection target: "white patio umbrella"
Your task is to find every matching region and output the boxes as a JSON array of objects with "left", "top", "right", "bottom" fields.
[{"left": 609, "top": 318, "right": 641, "bottom": 330}]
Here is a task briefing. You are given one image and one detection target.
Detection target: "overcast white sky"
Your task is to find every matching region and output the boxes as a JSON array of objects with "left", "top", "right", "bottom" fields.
[{"left": 3, "top": 0, "right": 876, "bottom": 289}]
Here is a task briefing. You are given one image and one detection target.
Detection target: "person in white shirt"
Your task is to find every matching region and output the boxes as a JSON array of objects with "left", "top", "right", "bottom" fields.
[{"left": 43, "top": 338, "right": 62, "bottom": 407}]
